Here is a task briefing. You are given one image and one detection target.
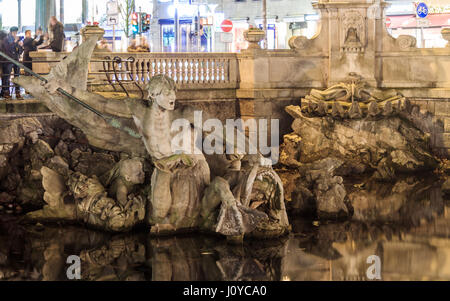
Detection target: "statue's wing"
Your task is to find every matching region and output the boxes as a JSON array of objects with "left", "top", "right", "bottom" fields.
[
  {"left": 47, "top": 35, "right": 98, "bottom": 90},
  {"left": 16, "top": 76, "right": 147, "bottom": 157},
  {"left": 14, "top": 37, "right": 148, "bottom": 157}
]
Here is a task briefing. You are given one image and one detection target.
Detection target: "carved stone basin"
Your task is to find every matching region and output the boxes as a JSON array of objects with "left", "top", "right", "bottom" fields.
[
  {"left": 243, "top": 29, "right": 265, "bottom": 49},
  {"left": 442, "top": 28, "right": 450, "bottom": 47}
]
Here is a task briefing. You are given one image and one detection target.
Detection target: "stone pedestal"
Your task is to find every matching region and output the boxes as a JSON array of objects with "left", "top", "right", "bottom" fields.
[
  {"left": 80, "top": 25, "right": 105, "bottom": 52},
  {"left": 243, "top": 29, "right": 265, "bottom": 50},
  {"left": 442, "top": 28, "right": 450, "bottom": 48}
]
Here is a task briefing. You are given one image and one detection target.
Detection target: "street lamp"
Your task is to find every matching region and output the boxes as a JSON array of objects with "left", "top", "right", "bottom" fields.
[
  {"left": 263, "top": 0, "right": 267, "bottom": 49},
  {"left": 174, "top": 0, "right": 179, "bottom": 52}
]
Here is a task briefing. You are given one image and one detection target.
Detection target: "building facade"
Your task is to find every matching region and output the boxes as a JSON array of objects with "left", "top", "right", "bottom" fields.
[
  {"left": 149, "top": 0, "right": 318, "bottom": 52},
  {"left": 385, "top": 0, "right": 450, "bottom": 48},
  {"left": 0, "top": 0, "right": 449, "bottom": 52}
]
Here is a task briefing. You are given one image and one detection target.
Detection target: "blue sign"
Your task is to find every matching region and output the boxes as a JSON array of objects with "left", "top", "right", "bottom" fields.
[{"left": 416, "top": 2, "right": 429, "bottom": 18}]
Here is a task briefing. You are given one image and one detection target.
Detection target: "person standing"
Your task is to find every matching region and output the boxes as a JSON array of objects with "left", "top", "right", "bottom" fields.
[
  {"left": 23, "top": 29, "right": 44, "bottom": 73},
  {"left": 1, "top": 27, "right": 23, "bottom": 100},
  {"left": 46, "top": 16, "right": 65, "bottom": 52},
  {"left": 0, "top": 30, "right": 8, "bottom": 98}
]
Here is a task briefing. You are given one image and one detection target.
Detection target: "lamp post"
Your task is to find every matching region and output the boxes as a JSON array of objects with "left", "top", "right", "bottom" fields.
[
  {"left": 18, "top": 0, "right": 22, "bottom": 31},
  {"left": 262, "top": 0, "right": 267, "bottom": 49},
  {"left": 174, "top": 0, "right": 179, "bottom": 52},
  {"left": 197, "top": 2, "right": 201, "bottom": 52}
]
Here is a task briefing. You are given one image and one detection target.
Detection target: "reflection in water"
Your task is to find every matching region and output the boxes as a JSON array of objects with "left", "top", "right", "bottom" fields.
[{"left": 0, "top": 176, "right": 449, "bottom": 281}]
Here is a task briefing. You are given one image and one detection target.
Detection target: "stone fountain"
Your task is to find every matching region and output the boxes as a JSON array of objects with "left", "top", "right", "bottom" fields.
[{"left": 1, "top": 0, "right": 449, "bottom": 239}]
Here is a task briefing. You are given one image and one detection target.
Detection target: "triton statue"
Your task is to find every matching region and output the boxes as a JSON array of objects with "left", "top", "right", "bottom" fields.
[{"left": 11, "top": 35, "right": 289, "bottom": 239}]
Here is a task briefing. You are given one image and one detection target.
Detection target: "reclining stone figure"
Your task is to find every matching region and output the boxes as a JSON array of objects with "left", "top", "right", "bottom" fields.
[{"left": 14, "top": 35, "right": 289, "bottom": 239}]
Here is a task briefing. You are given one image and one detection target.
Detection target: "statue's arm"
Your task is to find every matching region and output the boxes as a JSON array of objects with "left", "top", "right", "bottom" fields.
[
  {"left": 123, "top": 98, "right": 147, "bottom": 121},
  {"left": 44, "top": 79, "right": 133, "bottom": 118}
]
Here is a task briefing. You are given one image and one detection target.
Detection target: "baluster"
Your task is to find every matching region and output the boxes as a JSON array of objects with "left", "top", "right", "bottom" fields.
[
  {"left": 207, "top": 58, "right": 212, "bottom": 84},
  {"left": 193, "top": 59, "right": 198, "bottom": 84},
  {"left": 166, "top": 58, "right": 171, "bottom": 77},
  {"left": 144, "top": 59, "right": 149, "bottom": 83},
  {"left": 135, "top": 59, "right": 141, "bottom": 83},
  {"left": 203, "top": 59, "right": 207, "bottom": 83},
  {"left": 225, "top": 58, "right": 230, "bottom": 83},
  {"left": 209, "top": 59, "right": 214, "bottom": 83},
  {"left": 198, "top": 59, "right": 203, "bottom": 83},
  {"left": 161, "top": 58, "right": 166, "bottom": 74},
  {"left": 149, "top": 58, "right": 154, "bottom": 78},
  {"left": 183, "top": 59, "right": 188, "bottom": 84},
  {"left": 209, "top": 58, "right": 214, "bottom": 84},
  {"left": 215, "top": 59, "right": 220, "bottom": 83},
  {"left": 171, "top": 58, "right": 177, "bottom": 82},
  {"left": 214, "top": 58, "right": 222, "bottom": 83},
  {"left": 200, "top": 58, "right": 206, "bottom": 84},
  {"left": 222, "top": 58, "right": 227, "bottom": 82},
  {"left": 222, "top": 59, "right": 226, "bottom": 83},
  {"left": 211, "top": 59, "right": 215, "bottom": 83},
  {"left": 196, "top": 59, "right": 201, "bottom": 84},
  {"left": 166, "top": 58, "right": 171, "bottom": 79},
  {"left": 156, "top": 59, "right": 161, "bottom": 76},
  {"left": 189, "top": 59, "right": 194, "bottom": 84},
  {"left": 178, "top": 59, "right": 184, "bottom": 85},
  {"left": 177, "top": 59, "right": 182, "bottom": 84},
  {"left": 162, "top": 58, "right": 167, "bottom": 76},
  {"left": 119, "top": 60, "right": 125, "bottom": 81},
  {"left": 170, "top": 58, "right": 175, "bottom": 82},
  {"left": 216, "top": 59, "right": 221, "bottom": 83},
  {"left": 203, "top": 58, "right": 208, "bottom": 84},
  {"left": 129, "top": 58, "right": 136, "bottom": 82},
  {"left": 141, "top": 60, "right": 146, "bottom": 84}
]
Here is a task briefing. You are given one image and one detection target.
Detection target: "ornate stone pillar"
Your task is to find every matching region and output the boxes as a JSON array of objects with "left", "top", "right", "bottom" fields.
[
  {"left": 312, "top": 0, "right": 389, "bottom": 87},
  {"left": 442, "top": 28, "right": 450, "bottom": 48},
  {"left": 80, "top": 24, "right": 105, "bottom": 52}
]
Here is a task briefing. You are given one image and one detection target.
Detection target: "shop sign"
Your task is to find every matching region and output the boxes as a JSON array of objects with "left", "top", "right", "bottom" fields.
[{"left": 429, "top": 5, "right": 450, "bottom": 14}]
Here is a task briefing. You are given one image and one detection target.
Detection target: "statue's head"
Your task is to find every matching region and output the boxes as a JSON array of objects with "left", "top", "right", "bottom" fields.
[
  {"left": 120, "top": 158, "right": 145, "bottom": 185},
  {"left": 146, "top": 74, "right": 177, "bottom": 111}
]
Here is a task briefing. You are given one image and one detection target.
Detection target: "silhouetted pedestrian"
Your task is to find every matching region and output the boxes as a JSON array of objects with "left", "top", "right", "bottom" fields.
[
  {"left": 0, "top": 30, "right": 8, "bottom": 98},
  {"left": 1, "top": 27, "right": 23, "bottom": 99},
  {"left": 23, "top": 29, "right": 44, "bottom": 73},
  {"left": 44, "top": 16, "right": 65, "bottom": 52}
]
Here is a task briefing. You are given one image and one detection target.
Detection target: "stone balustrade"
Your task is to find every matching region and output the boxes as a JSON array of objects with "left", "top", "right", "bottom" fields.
[
  {"left": 30, "top": 51, "right": 239, "bottom": 90},
  {"left": 114, "top": 52, "right": 239, "bottom": 90}
]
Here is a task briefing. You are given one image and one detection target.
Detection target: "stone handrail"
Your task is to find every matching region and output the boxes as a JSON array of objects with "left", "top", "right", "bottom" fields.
[
  {"left": 109, "top": 52, "right": 239, "bottom": 90},
  {"left": 30, "top": 51, "right": 239, "bottom": 91}
]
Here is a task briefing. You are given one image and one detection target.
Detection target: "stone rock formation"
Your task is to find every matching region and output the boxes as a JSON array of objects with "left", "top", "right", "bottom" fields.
[
  {"left": 279, "top": 158, "right": 352, "bottom": 220},
  {"left": 280, "top": 75, "right": 442, "bottom": 219},
  {"left": 281, "top": 76, "right": 439, "bottom": 180}
]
